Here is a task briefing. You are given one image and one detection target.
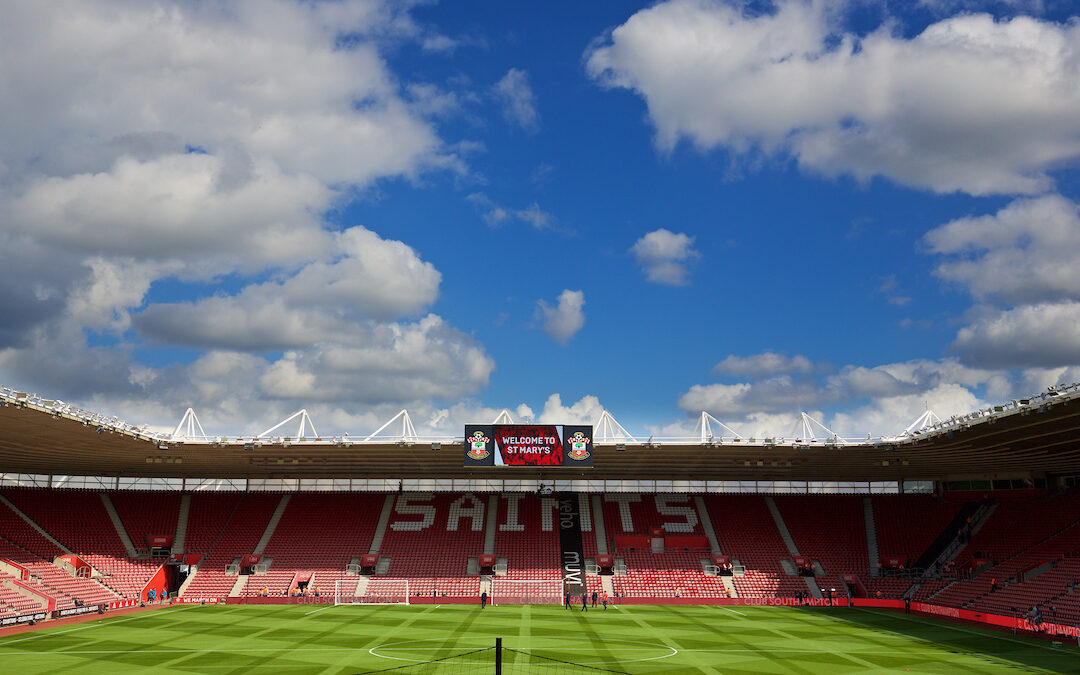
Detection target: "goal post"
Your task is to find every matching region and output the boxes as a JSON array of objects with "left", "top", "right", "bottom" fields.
[
  {"left": 490, "top": 578, "right": 563, "bottom": 605},
  {"left": 334, "top": 578, "right": 410, "bottom": 605}
]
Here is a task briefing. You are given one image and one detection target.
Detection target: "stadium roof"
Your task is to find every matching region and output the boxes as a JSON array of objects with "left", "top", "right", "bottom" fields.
[{"left": 1, "top": 385, "right": 1079, "bottom": 482}]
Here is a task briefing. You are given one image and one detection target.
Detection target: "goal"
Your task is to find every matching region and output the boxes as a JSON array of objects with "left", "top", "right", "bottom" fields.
[
  {"left": 334, "top": 578, "right": 410, "bottom": 605},
  {"left": 490, "top": 578, "right": 563, "bottom": 605}
]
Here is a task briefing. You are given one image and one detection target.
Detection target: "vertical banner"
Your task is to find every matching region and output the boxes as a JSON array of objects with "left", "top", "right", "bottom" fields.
[
  {"left": 561, "top": 425, "right": 594, "bottom": 467},
  {"left": 557, "top": 493, "right": 586, "bottom": 596},
  {"left": 464, "top": 424, "right": 496, "bottom": 466}
]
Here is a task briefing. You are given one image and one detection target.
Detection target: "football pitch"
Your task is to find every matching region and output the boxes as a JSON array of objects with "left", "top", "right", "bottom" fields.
[{"left": 0, "top": 603, "right": 1077, "bottom": 674}]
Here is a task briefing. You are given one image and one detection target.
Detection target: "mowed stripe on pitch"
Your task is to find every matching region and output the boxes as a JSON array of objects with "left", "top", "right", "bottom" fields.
[{"left": 0, "top": 604, "right": 1074, "bottom": 674}]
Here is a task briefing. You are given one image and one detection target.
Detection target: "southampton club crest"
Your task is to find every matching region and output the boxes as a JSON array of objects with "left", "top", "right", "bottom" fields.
[
  {"left": 468, "top": 431, "right": 490, "bottom": 460},
  {"left": 568, "top": 431, "right": 590, "bottom": 460}
]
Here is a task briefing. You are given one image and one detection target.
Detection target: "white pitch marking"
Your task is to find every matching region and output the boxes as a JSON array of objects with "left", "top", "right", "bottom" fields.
[
  {"left": 303, "top": 605, "right": 337, "bottom": 616},
  {"left": 717, "top": 606, "right": 746, "bottom": 616}
]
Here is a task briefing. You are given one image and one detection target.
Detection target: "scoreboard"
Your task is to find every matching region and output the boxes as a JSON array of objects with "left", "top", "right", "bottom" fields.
[{"left": 464, "top": 424, "right": 593, "bottom": 468}]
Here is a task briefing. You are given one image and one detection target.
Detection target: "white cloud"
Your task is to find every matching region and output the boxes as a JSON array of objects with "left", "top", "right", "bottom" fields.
[
  {"left": 926, "top": 195, "right": 1080, "bottom": 305},
  {"left": 953, "top": 302, "right": 1080, "bottom": 368},
  {"left": 10, "top": 154, "right": 333, "bottom": 274},
  {"left": 713, "top": 352, "right": 813, "bottom": 377},
  {"left": 134, "top": 226, "right": 442, "bottom": 350},
  {"left": 924, "top": 195, "right": 1080, "bottom": 369},
  {"left": 0, "top": 1, "right": 499, "bottom": 434},
  {"left": 630, "top": 229, "right": 700, "bottom": 285},
  {"left": 493, "top": 68, "right": 540, "bottom": 132},
  {"left": 537, "top": 290, "right": 586, "bottom": 344},
  {"left": 66, "top": 258, "right": 177, "bottom": 333},
  {"left": 537, "top": 394, "right": 606, "bottom": 425},
  {"left": 255, "top": 314, "right": 494, "bottom": 404},
  {"left": 678, "top": 357, "right": 1014, "bottom": 436},
  {"left": 679, "top": 377, "right": 830, "bottom": 417},
  {"left": 829, "top": 383, "right": 984, "bottom": 438},
  {"left": 0, "top": 1, "right": 443, "bottom": 186},
  {"left": 586, "top": 0, "right": 1080, "bottom": 195},
  {"left": 1018, "top": 365, "right": 1080, "bottom": 394}
]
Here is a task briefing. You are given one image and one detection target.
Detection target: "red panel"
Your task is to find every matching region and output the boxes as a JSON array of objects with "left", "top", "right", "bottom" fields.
[
  {"left": 613, "top": 536, "right": 651, "bottom": 550},
  {"left": 664, "top": 535, "right": 708, "bottom": 550}
]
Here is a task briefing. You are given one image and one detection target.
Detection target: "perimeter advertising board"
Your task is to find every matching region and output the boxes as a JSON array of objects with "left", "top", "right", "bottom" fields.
[{"left": 464, "top": 424, "right": 593, "bottom": 467}]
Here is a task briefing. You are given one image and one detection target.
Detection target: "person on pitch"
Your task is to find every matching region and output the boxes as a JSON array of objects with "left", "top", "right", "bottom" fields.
[
  {"left": 565, "top": 590, "right": 571, "bottom": 609},
  {"left": 592, "top": 590, "right": 598, "bottom": 607},
  {"left": 480, "top": 590, "right": 488, "bottom": 609},
  {"left": 581, "top": 593, "right": 588, "bottom": 612}
]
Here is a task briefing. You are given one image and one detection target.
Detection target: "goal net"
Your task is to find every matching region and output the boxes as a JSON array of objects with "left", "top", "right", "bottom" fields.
[
  {"left": 490, "top": 578, "right": 563, "bottom": 605},
  {"left": 334, "top": 578, "right": 410, "bottom": 605}
]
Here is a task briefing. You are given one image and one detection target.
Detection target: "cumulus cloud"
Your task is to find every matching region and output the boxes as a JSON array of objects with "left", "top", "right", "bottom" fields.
[
  {"left": 829, "top": 383, "right": 984, "bottom": 438},
  {"left": 537, "top": 394, "right": 605, "bottom": 425},
  {"left": 679, "top": 377, "right": 828, "bottom": 417},
  {"left": 493, "top": 68, "right": 540, "bottom": 132},
  {"left": 537, "top": 290, "right": 586, "bottom": 344},
  {"left": 923, "top": 195, "right": 1080, "bottom": 370},
  {"left": 10, "top": 154, "right": 333, "bottom": 274},
  {"left": 630, "top": 229, "right": 700, "bottom": 285},
  {"left": 255, "top": 315, "right": 494, "bottom": 404},
  {"left": 135, "top": 227, "right": 441, "bottom": 350},
  {"left": 927, "top": 195, "right": 1080, "bottom": 305},
  {"left": 953, "top": 302, "right": 1080, "bottom": 368},
  {"left": 586, "top": 0, "right": 1080, "bottom": 195},
  {"left": 713, "top": 352, "right": 813, "bottom": 377},
  {"left": 678, "top": 356, "right": 1009, "bottom": 436},
  {"left": 0, "top": 0, "right": 496, "bottom": 433},
  {"left": 0, "top": 1, "right": 443, "bottom": 186}
]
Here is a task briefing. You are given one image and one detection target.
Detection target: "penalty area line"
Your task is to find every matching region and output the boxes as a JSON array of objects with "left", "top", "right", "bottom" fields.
[
  {"left": 303, "top": 605, "right": 338, "bottom": 616},
  {"left": 717, "top": 607, "right": 746, "bottom": 617}
]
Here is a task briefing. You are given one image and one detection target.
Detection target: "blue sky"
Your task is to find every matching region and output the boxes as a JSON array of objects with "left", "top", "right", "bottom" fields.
[{"left": 2, "top": 0, "right": 1080, "bottom": 439}]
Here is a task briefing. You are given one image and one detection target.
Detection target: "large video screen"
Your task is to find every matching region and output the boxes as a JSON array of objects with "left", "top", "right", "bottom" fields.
[{"left": 464, "top": 424, "right": 593, "bottom": 468}]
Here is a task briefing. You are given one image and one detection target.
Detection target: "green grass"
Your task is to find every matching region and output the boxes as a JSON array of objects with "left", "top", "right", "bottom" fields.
[{"left": 0, "top": 603, "right": 1077, "bottom": 674}]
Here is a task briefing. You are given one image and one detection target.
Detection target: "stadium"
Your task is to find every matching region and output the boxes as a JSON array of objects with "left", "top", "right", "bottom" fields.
[
  {"left": 6, "top": 0, "right": 1080, "bottom": 673},
  {"left": 1, "top": 383, "right": 1080, "bottom": 673}
]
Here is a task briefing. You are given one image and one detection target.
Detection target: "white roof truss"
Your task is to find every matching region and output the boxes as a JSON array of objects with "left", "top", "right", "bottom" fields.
[
  {"left": 171, "top": 408, "right": 206, "bottom": 441},
  {"left": 695, "top": 411, "right": 742, "bottom": 443},
  {"left": 791, "top": 412, "right": 841, "bottom": 443},
  {"left": 364, "top": 409, "right": 418, "bottom": 444},
  {"left": 258, "top": 409, "right": 318, "bottom": 440},
  {"left": 594, "top": 410, "right": 636, "bottom": 443},
  {"left": 904, "top": 409, "right": 942, "bottom": 435}
]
